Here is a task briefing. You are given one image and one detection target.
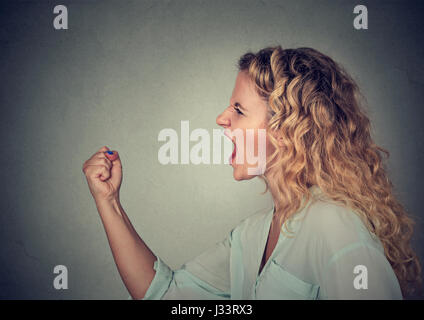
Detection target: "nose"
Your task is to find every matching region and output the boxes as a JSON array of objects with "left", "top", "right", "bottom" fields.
[{"left": 216, "top": 108, "right": 231, "bottom": 128}]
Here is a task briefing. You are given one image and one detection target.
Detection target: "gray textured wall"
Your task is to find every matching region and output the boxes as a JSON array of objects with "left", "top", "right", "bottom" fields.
[{"left": 0, "top": 0, "right": 423, "bottom": 299}]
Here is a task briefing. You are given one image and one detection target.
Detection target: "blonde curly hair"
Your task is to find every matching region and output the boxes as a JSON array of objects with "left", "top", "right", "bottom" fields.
[{"left": 237, "top": 45, "right": 422, "bottom": 298}]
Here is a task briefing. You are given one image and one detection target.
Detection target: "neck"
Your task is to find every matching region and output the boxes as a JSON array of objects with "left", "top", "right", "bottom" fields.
[
  {"left": 264, "top": 172, "right": 314, "bottom": 215},
  {"left": 265, "top": 175, "right": 282, "bottom": 214}
]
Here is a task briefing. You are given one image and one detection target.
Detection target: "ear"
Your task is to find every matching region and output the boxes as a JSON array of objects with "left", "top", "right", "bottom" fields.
[
  {"left": 270, "top": 129, "right": 284, "bottom": 148},
  {"left": 277, "top": 133, "right": 284, "bottom": 148}
]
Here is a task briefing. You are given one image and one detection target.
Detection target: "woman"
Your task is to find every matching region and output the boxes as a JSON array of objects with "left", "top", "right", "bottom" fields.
[{"left": 82, "top": 46, "right": 421, "bottom": 299}]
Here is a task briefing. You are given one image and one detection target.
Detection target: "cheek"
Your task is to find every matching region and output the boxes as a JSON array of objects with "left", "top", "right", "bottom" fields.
[
  {"left": 266, "top": 137, "right": 275, "bottom": 156},
  {"left": 255, "top": 127, "right": 269, "bottom": 155}
]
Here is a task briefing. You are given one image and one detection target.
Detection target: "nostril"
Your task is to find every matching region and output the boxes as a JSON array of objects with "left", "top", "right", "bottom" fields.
[{"left": 216, "top": 112, "right": 230, "bottom": 127}]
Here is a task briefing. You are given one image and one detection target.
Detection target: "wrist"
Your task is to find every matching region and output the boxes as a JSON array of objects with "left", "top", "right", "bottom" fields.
[{"left": 94, "top": 195, "right": 122, "bottom": 213}]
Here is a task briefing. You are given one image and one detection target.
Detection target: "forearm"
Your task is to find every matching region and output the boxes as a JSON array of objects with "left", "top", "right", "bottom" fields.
[{"left": 95, "top": 197, "right": 157, "bottom": 299}]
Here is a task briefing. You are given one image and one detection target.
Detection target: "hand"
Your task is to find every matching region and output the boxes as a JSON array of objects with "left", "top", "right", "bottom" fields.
[{"left": 82, "top": 146, "right": 123, "bottom": 202}]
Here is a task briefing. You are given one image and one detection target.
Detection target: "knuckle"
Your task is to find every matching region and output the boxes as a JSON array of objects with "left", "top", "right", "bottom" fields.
[
  {"left": 97, "top": 153, "right": 107, "bottom": 161},
  {"left": 82, "top": 165, "right": 91, "bottom": 174}
]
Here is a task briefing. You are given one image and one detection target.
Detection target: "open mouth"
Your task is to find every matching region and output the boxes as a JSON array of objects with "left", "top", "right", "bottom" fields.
[
  {"left": 224, "top": 129, "right": 237, "bottom": 165},
  {"left": 230, "top": 140, "right": 237, "bottom": 164}
]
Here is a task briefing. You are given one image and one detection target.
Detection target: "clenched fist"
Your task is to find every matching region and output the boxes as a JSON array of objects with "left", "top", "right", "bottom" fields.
[{"left": 82, "top": 146, "right": 123, "bottom": 202}]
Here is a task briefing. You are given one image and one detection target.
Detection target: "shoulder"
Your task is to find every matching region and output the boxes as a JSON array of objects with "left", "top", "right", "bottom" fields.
[
  {"left": 230, "top": 206, "right": 272, "bottom": 244},
  {"left": 240, "top": 206, "right": 272, "bottom": 228},
  {"left": 300, "top": 199, "right": 402, "bottom": 299},
  {"left": 297, "top": 195, "right": 385, "bottom": 258},
  {"left": 302, "top": 198, "right": 361, "bottom": 232}
]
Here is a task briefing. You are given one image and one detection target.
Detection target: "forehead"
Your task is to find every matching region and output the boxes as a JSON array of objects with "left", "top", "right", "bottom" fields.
[{"left": 230, "top": 71, "right": 266, "bottom": 108}]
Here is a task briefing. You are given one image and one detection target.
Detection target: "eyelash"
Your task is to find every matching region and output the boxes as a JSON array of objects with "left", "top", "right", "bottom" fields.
[{"left": 233, "top": 105, "right": 244, "bottom": 115}]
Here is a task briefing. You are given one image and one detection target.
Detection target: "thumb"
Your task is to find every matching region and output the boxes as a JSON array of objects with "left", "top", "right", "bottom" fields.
[{"left": 104, "top": 150, "right": 118, "bottom": 162}]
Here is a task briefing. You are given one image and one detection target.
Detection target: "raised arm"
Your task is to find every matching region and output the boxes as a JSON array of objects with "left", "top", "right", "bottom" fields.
[{"left": 82, "top": 146, "right": 156, "bottom": 299}]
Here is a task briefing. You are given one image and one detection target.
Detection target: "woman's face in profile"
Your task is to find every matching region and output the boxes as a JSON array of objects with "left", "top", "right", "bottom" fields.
[{"left": 216, "top": 71, "right": 274, "bottom": 181}]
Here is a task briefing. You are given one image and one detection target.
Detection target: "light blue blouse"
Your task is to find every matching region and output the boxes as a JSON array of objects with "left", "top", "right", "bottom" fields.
[{"left": 137, "top": 186, "right": 402, "bottom": 300}]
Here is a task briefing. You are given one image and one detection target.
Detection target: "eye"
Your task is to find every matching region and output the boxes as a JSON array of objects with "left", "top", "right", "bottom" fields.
[{"left": 233, "top": 105, "right": 244, "bottom": 115}]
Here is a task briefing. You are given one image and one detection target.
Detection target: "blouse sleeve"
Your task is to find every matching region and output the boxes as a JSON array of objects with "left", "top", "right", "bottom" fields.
[
  {"left": 138, "top": 230, "right": 233, "bottom": 300},
  {"left": 308, "top": 204, "right": 404, "bottom": 299},
  {"left": 300, "top": 200, "right": 403, "bottom": 300},
  {"left": 320, "top": 242, "right": 403, "bottom": 299}
]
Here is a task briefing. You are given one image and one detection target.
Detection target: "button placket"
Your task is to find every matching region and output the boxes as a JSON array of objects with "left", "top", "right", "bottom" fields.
[{"left": 253, "top": 259, "right": 269, "bottom": 299}]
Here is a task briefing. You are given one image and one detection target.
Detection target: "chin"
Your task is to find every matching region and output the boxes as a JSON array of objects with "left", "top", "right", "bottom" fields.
[
  {"left": 233, "top": 172, "right": 244, "bottom": 181},
  {"left": 232, "top": 167, "right": 256, "bottom": 181}
]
